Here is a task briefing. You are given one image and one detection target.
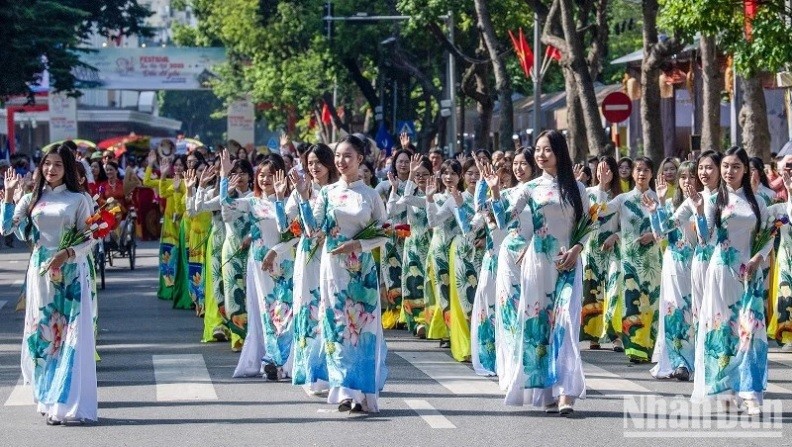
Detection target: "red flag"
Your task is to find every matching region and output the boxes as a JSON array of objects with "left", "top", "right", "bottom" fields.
[
  {"left": 744, "top": 0, "right": 758, "bottom": 41},
  {"left": 508, "top": 28, "right": 534, "bottom": 79},
  {"left": 545, "top": 45, "right": 562, "bottom": 62},
  {"left": 321, "top": 103, "right": 332, "bottom": 125}
]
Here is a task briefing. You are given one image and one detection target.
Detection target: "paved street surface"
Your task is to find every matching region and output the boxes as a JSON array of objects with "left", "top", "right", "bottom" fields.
[{"left": 1, "top": 242, "right": 792, "bottom": 446}]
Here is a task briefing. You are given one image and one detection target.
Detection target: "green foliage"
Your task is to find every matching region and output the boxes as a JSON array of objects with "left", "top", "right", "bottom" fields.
[
  {"left": 659, "top": 0, "right": 792, "bottom": 77},
  {"left": 0, "top": 0, "right": 152, "bottom": 101}
]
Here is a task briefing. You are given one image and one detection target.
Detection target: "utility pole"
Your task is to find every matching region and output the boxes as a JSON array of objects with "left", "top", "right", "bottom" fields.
[
  {"left": 532, "top": 12, "right": 542, "bottom": 145},
  {"left": 447, "top": 11, "right": 457, "bottom": 156}
]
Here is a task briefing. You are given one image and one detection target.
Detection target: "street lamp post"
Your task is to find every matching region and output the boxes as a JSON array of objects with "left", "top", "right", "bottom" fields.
[{"left": 323, "top": 7, "right": 457, "bottom": 154}]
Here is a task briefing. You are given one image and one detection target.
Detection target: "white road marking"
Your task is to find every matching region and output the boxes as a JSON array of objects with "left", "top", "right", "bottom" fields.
[
  {"left": 583, "top": 361, "right": 653, "bottom": 396},
  {"left": 4, "top": 376, "right": 34, "bottom": 406},
  {"left": 404, "top": 399, "right": 456, "bottom": 429},
  {"left": 0, "top": 301, "right": 6, "bottom": 311},
  {"left": 152, "top": 354, "right": 218, "bottom": 401},
  {"left": 768, "top": 352, "right": 792, "bottom": 368},
  {"left": 393, "top": 351, "right": 501, "bottom": 396}
]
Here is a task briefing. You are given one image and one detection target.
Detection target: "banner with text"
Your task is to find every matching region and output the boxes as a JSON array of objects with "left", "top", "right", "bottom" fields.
[
  {"left": 49, "top": 93, "right": 78, "bottom": 142},
  {"left": 74, "top": 47, "right": 226, "bottom": 90},
  {"left": 227, "top": 98, "right": 255, "bottom": 147}
]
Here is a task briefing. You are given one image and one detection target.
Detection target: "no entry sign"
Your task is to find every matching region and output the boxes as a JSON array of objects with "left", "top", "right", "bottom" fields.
[{"left": 601, "top": 92, "right": 632, "bottom": 123}]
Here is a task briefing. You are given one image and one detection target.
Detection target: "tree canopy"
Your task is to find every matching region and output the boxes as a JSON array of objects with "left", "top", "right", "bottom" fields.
[{"left": 0, "top": 0, "right": 152, "bottom": 102}]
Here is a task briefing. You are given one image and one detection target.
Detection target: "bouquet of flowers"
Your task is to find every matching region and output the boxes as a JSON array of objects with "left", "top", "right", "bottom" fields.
[
  {"left": 39, "top": 199, "right": 122, "bottom": 275},
  {"left": 280, "top": 219, "right": 303, "bottom": 243},
  {"left": 394, "top": 223, "right": 411, "bottom": 239},
  {"left": 750, "top": 215, "right": 787, "bottom": 257},
  {"left": 570, "top": 203, "right": 605, "bottom": 248},
  {"left": 355, "top": 220, "right": 391, "bottom": 240}
]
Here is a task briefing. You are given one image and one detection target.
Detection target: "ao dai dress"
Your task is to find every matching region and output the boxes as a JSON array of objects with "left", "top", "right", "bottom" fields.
[
  {"left": 492, "top": 184, "right": 533, "bottom": 389},
  {"left": 303, "top": 178, "right": 389, "bottom": 412},
  {"left": 221, "top": 182, "right": 296, "bottom": 378},
  {"left": 447, "top": 191, "right": 479, "bottom": 362},
  {"left": 469, "top": 185, "right": 505, "bottom": 376},
  {"left": 219, "top": 185, "right": 253, "bottom": 349},
  {"left": 692, "top": 187, "right": 771, "bottom": 403},
  {"left": 768, "top": 203, "right": 792, "bottom": 346},
  {"left": 279, "top": 185, "right": 329, "bottom": 391},
  {"left": 425, "top": 192, "right": 461, "bottom": 340},
  {"left": 194, "top": 185, "right": 228, "bottom": 343},
  {"left": 143, "top": 167, "right": 186, "bottom": 302},
  {"left": 500, "top": 173, "right": 587, "bottom": 407},
  {"left": 376, "top": 179, "right": 406, "bottom": 329},
  {"left": 580, "top": 187, "right": 617, "bottom": 343},
  {"left": 603, "top": 188, "right": 662, "bottom": 362},
  {"left": 650, "top": 199, "right": 697, "bottom": 378},
  {"left": 386, "top": 180, "right": 432, "bottom": 332},
  {"left": 183, "top": 188, "right": 212, "bottom": 311},
  {"left": 2, "top": 185, "right": 97, "bottom": 422}
]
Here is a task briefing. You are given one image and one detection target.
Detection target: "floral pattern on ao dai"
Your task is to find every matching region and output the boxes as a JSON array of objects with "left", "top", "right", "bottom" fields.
[{"left": 499, "top": 173, "right": 587, "bottom": 407}]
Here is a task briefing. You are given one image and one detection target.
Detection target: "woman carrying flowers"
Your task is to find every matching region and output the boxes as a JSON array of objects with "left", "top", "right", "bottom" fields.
[
  {"left": 2, "top": 144, "right": 98, "bottom": 425},
  {"left": 385, "top": 154, "right": 432, "bottom": 336},
  {"left": 282, "top": 143, "right": 338, "bottom": 393},
  {"left": 300, "top": 134, "right": 389, "bottom": 413},
  {"left": 495, "top": 130, "right": 588, "bottom": 415}
]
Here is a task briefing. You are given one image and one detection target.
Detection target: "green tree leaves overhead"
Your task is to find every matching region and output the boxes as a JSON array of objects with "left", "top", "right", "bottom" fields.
[{"left": 0, "top": 0, "right": 152, "bottom": 101}]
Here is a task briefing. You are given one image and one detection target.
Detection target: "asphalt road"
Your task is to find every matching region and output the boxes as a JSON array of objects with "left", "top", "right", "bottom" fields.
[{"left": 1, "top": 241, "right": 791, "bottom": 447}]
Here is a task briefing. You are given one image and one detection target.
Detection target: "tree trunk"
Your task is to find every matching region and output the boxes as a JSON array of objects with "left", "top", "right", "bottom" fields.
[
  {"left": 700, "top": 34, "right": 721, "bottom": 152},
  {"left": 640, "top": 0, "right": 665, "bottom": 166},
  {"left": 564, "top": 66, "right": 587, "bottom": 162},
  {"left": 473, "top": 70, "right": 493, "bottom": 151},
  {"left": 473, "top": 0, "right": 514, "bottom": 152},
  {"left": 557, "top": 0, "right": 607, "bottom": 157},
  {"left": 740, "top": 75, "right": 771, "bottom": 160}
]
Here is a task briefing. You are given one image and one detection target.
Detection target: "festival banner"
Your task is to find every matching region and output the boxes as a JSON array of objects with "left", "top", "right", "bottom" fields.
[{"left": 74, "top": 47, "right": 226, "bottom": 90}]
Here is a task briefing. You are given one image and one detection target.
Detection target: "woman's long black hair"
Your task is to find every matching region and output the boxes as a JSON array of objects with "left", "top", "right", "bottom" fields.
[
  {"left": 536, "top": 130, "right": 583, "bottom": 222},
  {"left": 26, "top": 143, "right": 82, "bottom": 238},
  {"left": 519, "top": 146, "right": 539, "bottom": 181},
  {"left": 749, "top": 157, "right": 770, "bottom": 188},
  {"left": 716, "top": 146, "right": 761, "bottom": 234},
  {"left": 438, "top": 159, "right": 464, "bottom": 193},
  {"left": 598, "top": 155, "right": 621, "bottom": 199},
  {"left": 302, "top": 143, "right": 339, "bottom": 185}
]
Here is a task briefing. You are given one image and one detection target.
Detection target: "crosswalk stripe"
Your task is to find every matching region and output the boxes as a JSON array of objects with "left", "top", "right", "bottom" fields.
[
  {"left": 404, "top": 399, "right": 456, "bottom": 428},
  {"left": 0, "top": 301, "right": 7, "bottom": 312},
  {"left": 583, "top": 361, "right": 653, "bottom": 396},
  {"left": 4, "top": 377, "right": 33, "bottom": 406},
  {"left": 393, "top": 351, "right": 501, "bottom": 396},
  {"left": 768, "top": 352, "right": 792, "bottom": 368},
  {"left": 152, "top": 354, "right": 218, "bottom": 401}
]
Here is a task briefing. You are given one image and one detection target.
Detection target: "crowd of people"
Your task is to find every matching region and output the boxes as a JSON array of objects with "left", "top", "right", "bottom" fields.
[{"left": 2, "top": 130, "right": 792, "bottom": 424}]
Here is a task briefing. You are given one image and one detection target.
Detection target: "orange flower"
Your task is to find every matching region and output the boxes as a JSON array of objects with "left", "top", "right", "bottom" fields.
[
  {"left": 395, "top": 223, "right": 411, "bottom": 238},
  {"left": 289, "top": 219, "right": 303, "bottom": 237}
]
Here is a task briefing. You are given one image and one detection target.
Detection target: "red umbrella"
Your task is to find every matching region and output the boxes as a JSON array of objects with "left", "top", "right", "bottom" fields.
[{"left": 97, "top": 134, "right": 150, "bottom": 157}]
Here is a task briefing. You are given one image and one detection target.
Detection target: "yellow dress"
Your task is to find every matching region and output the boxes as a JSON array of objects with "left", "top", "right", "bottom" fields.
[{"left": 144, "top": 167, "right": 186, "bottom": 300}]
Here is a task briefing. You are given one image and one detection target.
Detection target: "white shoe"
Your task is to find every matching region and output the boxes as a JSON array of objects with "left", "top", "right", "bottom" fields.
[
  {"left": 746, "top": 400, "right": 762, "bottom": 416},
  {"left": 781, "top": 343, "right": 792, "bottom": 352}
]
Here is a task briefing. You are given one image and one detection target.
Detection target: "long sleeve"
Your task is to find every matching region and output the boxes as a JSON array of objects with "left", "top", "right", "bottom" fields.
[
  {"left": 185, "top": 188, "right": 198, "bottom": 217},
  {"left": 269, "top": 237, "right": 300, "bottom": 257},
  {"left": 386, "top": 184, "right": 408, "bottom": 218},
  {"left": 194, "top": 186, "right": 222, "bottom": 213},
  {"left": 492, "top": 185, "right": 530, "bottom": 230},
  {"left": 219, "top": 177, "right": 252, "bottom": 216},
  {"left": 303, "top": 187, "right": 327, "bottom": 234},
  {"left": 69, "top": 194, "right": 97, "bottom": 258},
  {"left": 474, "top": 180, "right": 488, "bottom": 212},
  {"left": 1, "top": 193, "right": 31, "bottom": 239},
  {"left": 143, "top": 166, "right": 159, "bottom": 189},
  {"left": 426, "top": 195, "right": 456, "bottom": 228},
  {"left": 755, "top": 200, "right": 773, "bottom": 262},
  {"left": 358, "top": 189, "right": 388, "bottom": 252},
  {"left": 274, "top": 200, "right": 289, "bottom": 233}
]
